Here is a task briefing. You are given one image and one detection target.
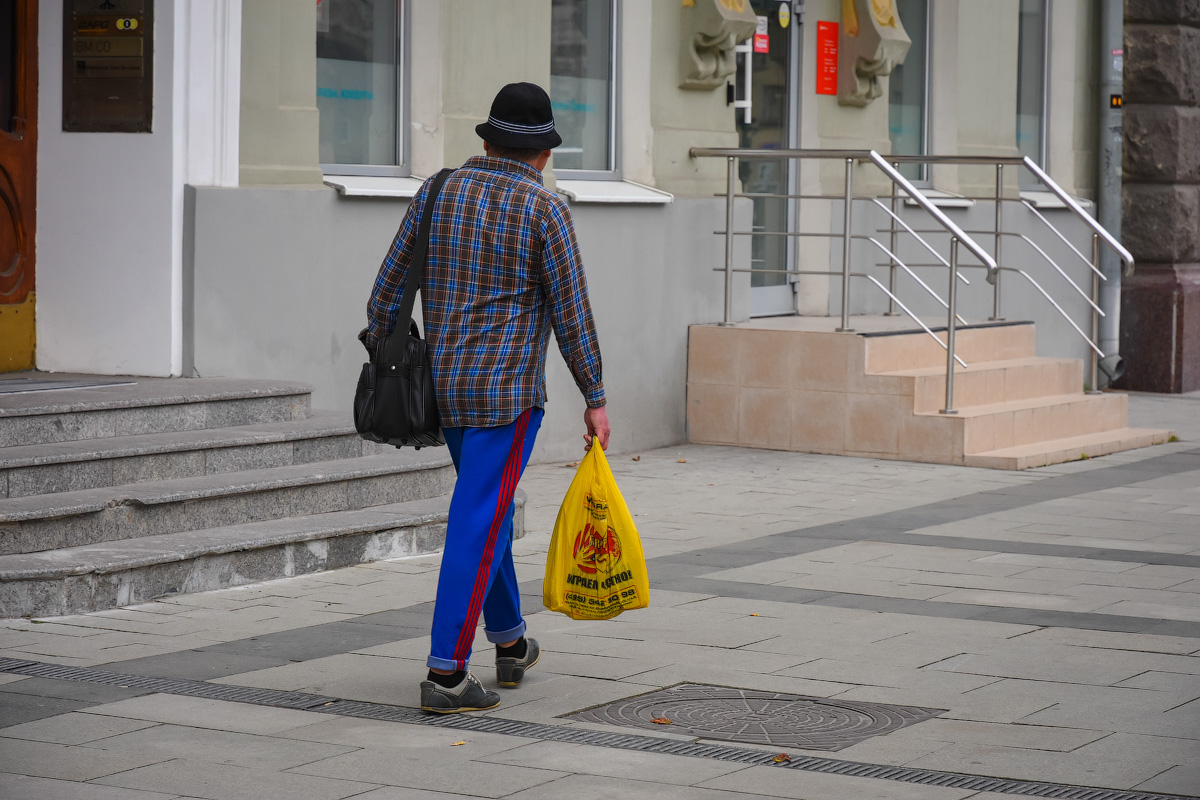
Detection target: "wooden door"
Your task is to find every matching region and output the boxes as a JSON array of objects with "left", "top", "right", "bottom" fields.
[{"left": 0, "top": 1, "right": 37, "bottom": 371}]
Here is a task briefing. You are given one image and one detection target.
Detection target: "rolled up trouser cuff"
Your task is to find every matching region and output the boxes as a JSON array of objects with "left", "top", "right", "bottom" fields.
[
  {"left": 485, "top": 620, "right": 526, "bottom": 644},
  {"left": 426, "top": 654, "right": 465, "bottom": 671}
]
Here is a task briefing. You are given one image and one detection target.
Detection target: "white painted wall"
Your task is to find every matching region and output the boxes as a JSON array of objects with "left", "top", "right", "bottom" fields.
[
  {"left": 36, "top": 1, "right": 241, "bottom": 377},
  {"left": 37, "top": 1, "right": 180, "bottom": 376},
  {"left": 187, "top": 187, "right": 750, "bottom": 463}
]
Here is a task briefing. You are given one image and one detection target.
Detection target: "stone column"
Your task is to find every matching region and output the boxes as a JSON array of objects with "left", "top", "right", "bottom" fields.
[{"left": 1117, "top": 1, "right": 1200, "bottom": 392}]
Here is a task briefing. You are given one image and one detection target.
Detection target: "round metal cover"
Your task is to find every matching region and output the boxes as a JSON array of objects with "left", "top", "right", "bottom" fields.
[{"left": 569, "top": 683, "right": 944, "bottom": 750}]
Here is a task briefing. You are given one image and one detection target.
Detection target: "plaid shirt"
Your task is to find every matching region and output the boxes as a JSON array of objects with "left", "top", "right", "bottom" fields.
[{"left": 360, "top": 156, "right": 605, "bottom": 428}]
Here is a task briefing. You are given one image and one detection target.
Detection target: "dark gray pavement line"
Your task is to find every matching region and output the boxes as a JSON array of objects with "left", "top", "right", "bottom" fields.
[
  {"left": 669, "top": 575, "right": 1200, "bottom": 638},
  {"left": 657, "top": 446, "right": 1200, "bottom": 569},
  {"left": 0, "top": 656, "right": 1194, "bottom": 800},
  {"left": 78, "top": 445, "right": 1199, "bottom": 688}
]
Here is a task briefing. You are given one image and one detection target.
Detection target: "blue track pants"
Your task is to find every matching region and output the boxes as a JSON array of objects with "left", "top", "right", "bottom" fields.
[{"left": 428, "top": 407, "right": 543, "bottom": 671}]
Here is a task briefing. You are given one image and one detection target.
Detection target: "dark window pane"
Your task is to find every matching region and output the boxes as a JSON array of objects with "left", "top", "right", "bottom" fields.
[
  {"left": 1, "top": 2, "right": 17, "bottom": 133},
  {"left": 888, "top": 0, "right": 928, "bottom": 182},
  {"left": 550, "top": 0, "right": 613, "bottom": 172},
  {"left": 1017, "top": 0, "right": 1047, "bottom": 168},
  {"left": 316, "top": 0, "right": 400, "bottom": 167}
]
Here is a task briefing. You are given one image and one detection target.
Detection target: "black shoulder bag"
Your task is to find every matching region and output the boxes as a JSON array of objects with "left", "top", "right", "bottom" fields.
[{"left": 354, "top": 168, "right": 454, "bottom": 449}]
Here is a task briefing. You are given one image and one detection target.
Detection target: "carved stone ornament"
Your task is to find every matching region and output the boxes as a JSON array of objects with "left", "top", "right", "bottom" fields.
[
  {"left": 679, "top": 0, "right": 759, "bottom": 90},
  {"left": 838, "top": 0, "right": 912, "bottom": 106}
]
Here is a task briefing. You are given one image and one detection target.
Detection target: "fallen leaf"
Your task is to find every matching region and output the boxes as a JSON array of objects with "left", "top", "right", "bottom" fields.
[
  {"left": 677, "top": 458, "right": 688, "bottom": 463},
  {"left": 565, "top": 461, "right": 580, "bottom": 468},
  {"left": 708, "top": 483, "right": 716, "bottom": 486},
  {"left": 750, "top": 613, "right": 759, "bottom": 617},
  {"left": 773, "top": 753, "right": 791, "bottom": 763},
  {"left": 451, "top": 741, "right": 466, "bottom": 746},
  {"left": 632, "top": 455, "right": 641, "bottom": 461},
  {"left": 651, "top": 717, "right": 673, "bottom": 725}
]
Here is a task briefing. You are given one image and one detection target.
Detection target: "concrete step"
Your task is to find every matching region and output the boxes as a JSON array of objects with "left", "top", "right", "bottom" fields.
[
  {"left": 0, "top": 376, "right": 313, "bottom": 447},
  {"left": 915, "top": 392, "right": 1129, "bottom": 454},
  {"left": 863, "top": 321, "right": 1037, "bottom": 373},
  {"left": 875, "top": 357, "right": 1084, "bottom": 413},
  {"left": 0, "top": 451, "right": 455, "bottom": 556},
  {"left": 0, "top": 411, "right": 378, "bottom": 499},
  {"left": 0, "top": 491, "right": 527, "bottom": 617},
  {"left": 963, "top": 427, "right": 1173, "bottom": 470}
]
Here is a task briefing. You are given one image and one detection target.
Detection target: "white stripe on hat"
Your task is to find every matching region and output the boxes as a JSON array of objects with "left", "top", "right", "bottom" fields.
[{"left": 487, "top": 115, "right": 556, "bottom": 135}]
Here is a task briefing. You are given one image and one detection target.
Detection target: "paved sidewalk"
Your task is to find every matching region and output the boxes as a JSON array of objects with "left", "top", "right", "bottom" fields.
[{"left": 0, "top": 391, "right": 1197, "bottom": 799}]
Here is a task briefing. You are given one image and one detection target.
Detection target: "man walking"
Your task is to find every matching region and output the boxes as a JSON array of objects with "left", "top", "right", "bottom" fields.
[{"left": 360, "top": 83, "right": 609, "bottom": 713}]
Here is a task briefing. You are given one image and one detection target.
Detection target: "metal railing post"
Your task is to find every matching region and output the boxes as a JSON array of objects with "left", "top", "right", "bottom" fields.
[
  {"left": 721, "top": 156, "right": 736, "bottom": 326},
  {"left": 887, "top": 163, "right": 900, "bottom": 315},
  {"left": 1088, "top": 233, "right": 1102, "bottom": 393},
  {"left": 990, "top": 163, "right": 1004, "bottom": 320},
  {"left": 837, "top": 157, "right": 855, "bottom": 332},
  {"left": 941, "top": 238, "right": 961, "bottom": 415}
]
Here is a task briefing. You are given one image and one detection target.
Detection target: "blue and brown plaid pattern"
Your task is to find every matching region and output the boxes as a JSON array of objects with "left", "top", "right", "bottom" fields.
[{"left": 361, "top": 156, "right": 605, "bottom": 428}]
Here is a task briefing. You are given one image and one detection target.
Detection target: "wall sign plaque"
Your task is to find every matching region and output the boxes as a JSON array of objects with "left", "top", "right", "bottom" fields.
[{"left": 63, "top": 0, "right": 153, "bottom": 132}]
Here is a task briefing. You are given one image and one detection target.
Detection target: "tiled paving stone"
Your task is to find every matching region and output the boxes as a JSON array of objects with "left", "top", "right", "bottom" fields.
[
  {"left": 567, "top": 683, "right": 945, "bottom": 751},
  {"left": 0, "top": 690, "right": 89, "bottom": 728}
]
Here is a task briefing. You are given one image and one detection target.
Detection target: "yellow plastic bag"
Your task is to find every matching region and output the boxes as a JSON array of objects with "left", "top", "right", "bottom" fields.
[{"left": 544, "top": 441, "right": 649, "bottom": 620}]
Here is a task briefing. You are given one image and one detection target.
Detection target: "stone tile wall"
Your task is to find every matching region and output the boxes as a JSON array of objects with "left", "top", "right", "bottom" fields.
[{"left": 1118, "top": 2, "right": 1200, "bottom": 392}]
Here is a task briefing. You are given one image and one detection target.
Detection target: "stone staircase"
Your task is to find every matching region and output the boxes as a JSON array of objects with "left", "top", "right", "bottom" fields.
[
  {"left": 0, "top": 376, "right": 510, "bottom": 618},
  {"left": 687, "top": 318, "right": 1172, "bottom": 469}
]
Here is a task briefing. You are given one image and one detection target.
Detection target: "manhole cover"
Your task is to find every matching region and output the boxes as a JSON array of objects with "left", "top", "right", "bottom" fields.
[{"left": 568, "top": 684, "right": 944, "bottom": 751}]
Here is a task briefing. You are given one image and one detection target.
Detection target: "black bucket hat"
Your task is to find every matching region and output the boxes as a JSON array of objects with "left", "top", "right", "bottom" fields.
[{"left": 475, "top": 82, "right": 562, "bottom": 150}]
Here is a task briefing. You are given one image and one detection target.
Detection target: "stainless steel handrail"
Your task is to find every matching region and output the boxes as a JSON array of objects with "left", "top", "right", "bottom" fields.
[
  {"left": 690, "top": 148, "right": 999, "bottom": 276},
  {"left": 879, "top": 154, "right": 1133, "bottom": 272},
  {"left": 1021, "top": 157, "right": 1134, "bottom": 276},
  {"left": 1000, "top": 267, "right": 1105, "bottom": 358},
  {"left": 875, "top": 154, "right": 1128, "bottom": 391},
  {"left": 1020, "top": 200, "right": 1103, "bottom": 278},
  {"left": 691, "top": 146, "right": 997, "bottom": 413},
  {"left": 691, "top": 149, "right": 1126, "bottom": 409},
  {"left": 857, "top": 236, "right": 969, "bottom": 327}
]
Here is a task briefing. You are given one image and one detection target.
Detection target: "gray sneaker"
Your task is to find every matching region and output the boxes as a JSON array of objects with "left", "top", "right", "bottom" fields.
[
  {"left": 496, "top": 637, "right": 540, "bottom": 688},
  {"left": 420, "top": 672, "right": 500, "bottom": 714}
]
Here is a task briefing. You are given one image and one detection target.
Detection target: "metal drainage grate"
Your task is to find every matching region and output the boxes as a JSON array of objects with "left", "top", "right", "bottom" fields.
[
  {"left": 0, "top": 657, "right": 1192, "bottom": 800},
  {"left": 0, "top": 657, "right": 336, "bottom": 711},
  {"left": 567, "top": 683, "right": 943, "bottom": 750}
]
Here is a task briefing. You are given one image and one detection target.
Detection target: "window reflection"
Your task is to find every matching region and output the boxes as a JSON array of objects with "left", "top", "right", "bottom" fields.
[
  {"left": 1016, "top": 0, "right": 1047, "bottom": 169},
  {"left": 316, "top": 0, "right": 400, "bottom": 168},
  {"left": 550, "top": 0, "right": 613, "bottom": 172},
  {"left": 887, "top": 0, "right": 928, "bottom": 182}
]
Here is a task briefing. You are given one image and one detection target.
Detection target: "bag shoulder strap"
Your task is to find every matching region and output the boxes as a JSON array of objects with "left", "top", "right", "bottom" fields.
[{"left": 396, "top": 168, "right": 455, "bottom": 333}]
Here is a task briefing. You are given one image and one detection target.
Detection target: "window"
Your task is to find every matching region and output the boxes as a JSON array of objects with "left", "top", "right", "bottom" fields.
[
  {"left": 1016, "top": 0, "right": 1048, "bottom": 169},
  {"left": 887, "top": 0, "right": 929, "bottom": 182},
  {"left": 316, "top": 0, "right": 405, "bottom": 175},
  {"left": 550, "top": 0, "right": 617, "bottom": 176}
]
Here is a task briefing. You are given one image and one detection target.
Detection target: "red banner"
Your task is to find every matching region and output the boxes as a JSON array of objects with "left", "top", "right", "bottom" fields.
[
  {"left": 753, "top": 16, "right": 769, "bottom": 54},
  {"left": 816, "top": 21, "right": 838, "bottom": 95}
]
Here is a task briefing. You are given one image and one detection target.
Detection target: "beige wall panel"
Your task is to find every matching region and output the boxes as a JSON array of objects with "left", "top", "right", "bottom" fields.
[
  {"left": 410, "top": 0, "right": 445, "bottom": 178},
  {"left": 441, "top": 0, "right": 552, "bottom": 169},
  {"left": 620, "top": 1, "right": 655, "bottom": 186},
  {"left": 1069, "top": 0, "right": 1099, "bottom": 199},
  {"left": 955, "top": 0, "right": 1020, "bottom": 195},
  {"left": 239, "top": 0, "right": 322, "bottom": 185},
  {"left": 799, "top": 0, "right": 891, "bottom": 196},
  {"left": 650, "top": 0, "right": 739, "bottom": 197},
  {"left": 927, "top": 0, "right": 960, "bottom": 192}
]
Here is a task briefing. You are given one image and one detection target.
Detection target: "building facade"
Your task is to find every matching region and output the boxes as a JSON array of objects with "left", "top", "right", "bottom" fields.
[{"left": 3, "top": 0, "right": 1149, "bottom": 462}]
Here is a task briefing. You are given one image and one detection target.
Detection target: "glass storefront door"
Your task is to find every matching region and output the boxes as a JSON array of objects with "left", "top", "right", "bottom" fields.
[{"left": 738, "top": 0, "right": 799, "bottom": 317}]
